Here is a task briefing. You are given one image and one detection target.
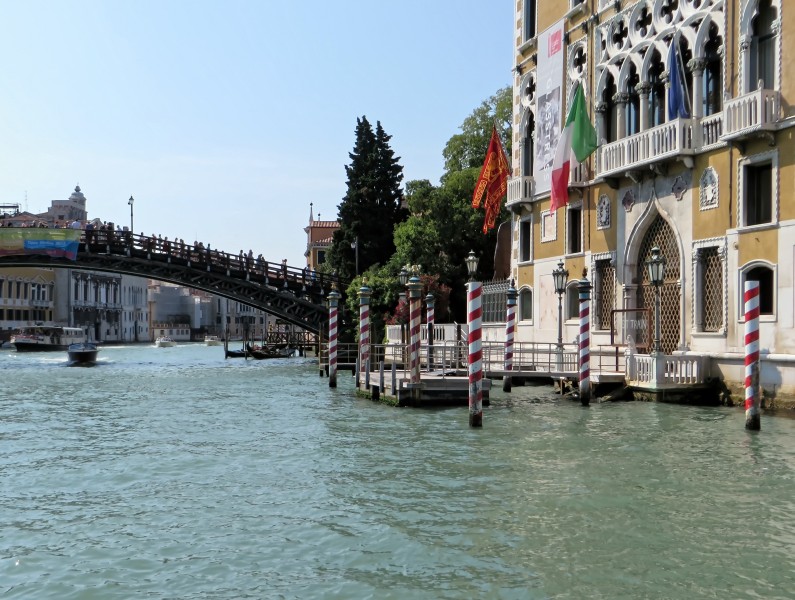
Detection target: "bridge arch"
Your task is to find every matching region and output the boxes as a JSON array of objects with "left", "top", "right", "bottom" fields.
[{"left": 0, "top": 232, "right": 337, "bottom": 336}]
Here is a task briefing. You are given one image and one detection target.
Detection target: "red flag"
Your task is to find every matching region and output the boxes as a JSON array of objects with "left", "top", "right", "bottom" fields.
[{"left": 472, "top": 125, "right": 510, "bottom": 234}]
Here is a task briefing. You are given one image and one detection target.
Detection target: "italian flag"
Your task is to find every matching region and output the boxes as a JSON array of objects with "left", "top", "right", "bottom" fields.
[{"left": 550, "top": 83, "right": 598, "bottom": 212}]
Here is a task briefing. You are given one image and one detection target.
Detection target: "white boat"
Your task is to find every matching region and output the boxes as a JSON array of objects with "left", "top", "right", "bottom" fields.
[
  {"left": 12, "top": 326, "right": 86, "bottom": 352},
  {"left": 204, "top": 335, "right": 223, "bottom": 346},
  {"left": 67, "top": 342, "right": 100, "bottom": 366},
  {"left": 155, "top": 336, "right": 177, "bottom": 348}
]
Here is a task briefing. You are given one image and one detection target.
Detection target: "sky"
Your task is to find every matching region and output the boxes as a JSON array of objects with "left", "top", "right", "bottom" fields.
[{"left": 0, "top": 1, "right": 513, "bottom": 267}]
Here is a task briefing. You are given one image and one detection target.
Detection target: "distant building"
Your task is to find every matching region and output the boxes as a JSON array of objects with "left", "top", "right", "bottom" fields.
[
  {"left": 304, "top": 202, "right": 339, "bottom": 272},
  {"left": 147, "top": 281, "right": 274, "bottom": 342},
  {"left": 0, "top": 185, "right": 149, "bottom": 343}
]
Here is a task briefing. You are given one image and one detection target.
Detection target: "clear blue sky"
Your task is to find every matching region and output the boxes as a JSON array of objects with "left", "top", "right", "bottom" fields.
[{"left": 0, "top": 1, "right": 512, "bottom": 267}]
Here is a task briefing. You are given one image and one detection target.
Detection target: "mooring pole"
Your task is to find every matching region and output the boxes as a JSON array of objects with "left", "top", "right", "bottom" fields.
[
  {"left": 578, "top": 276, "right": 592, "bottom": 407},
  {"left": 358, "top": 280, "right": 371, "bottom": 391},
  {"left": 467, "top": 279, "right": 483, "bottom": 427},
  {"left": 744, "top": 280, "right": 761, "bottom": 430},
  {"left": 327, "top": 284, "right": 340, "bottom": 388},
  {"left": 426, "top": 292, "right": 435, "bottom": 372},
  {"left": 408, "top": 273, "right": 423, "bottom": 385},
  {"left": 503, "top": 279, "right": 517, "bottom": 392}
]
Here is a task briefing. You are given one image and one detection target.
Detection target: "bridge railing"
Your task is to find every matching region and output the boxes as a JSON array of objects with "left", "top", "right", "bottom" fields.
[{"left": 74, "top": 228, "right": 338, "bottom": 293}]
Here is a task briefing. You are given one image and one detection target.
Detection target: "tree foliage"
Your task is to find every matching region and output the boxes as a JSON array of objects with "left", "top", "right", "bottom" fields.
[
  {"left": 328, "top": 117, "right": 407, "bottom": 284},
  {"left": 331, "top": 86, "right": 511, "bottom": 338},
  {"left": 389, "top": 86, "right": 512, "bottom": 322},
  {"left": 442, "top": 86, "right": 512, "bottom": 179}
]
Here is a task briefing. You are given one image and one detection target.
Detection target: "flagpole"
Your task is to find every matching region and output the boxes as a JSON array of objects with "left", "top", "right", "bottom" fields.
[
  {"left": 492, "top": 118, "right": 509, "bottom": 165},
  {"left": 673, "top": 33, "right": 692, "bottom": 116}
]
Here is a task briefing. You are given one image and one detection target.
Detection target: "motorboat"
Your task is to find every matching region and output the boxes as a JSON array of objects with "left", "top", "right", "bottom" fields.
[
  {"left": 12, "top": 326, "right": 86, "bottom": 352},
  {"left": 67, "top": 342, "right": 99, "bottom": 366},
  {"left": 204, "top": 335, "right": 223, "bottom": 346},
  {"left": 155, "top": 336, "right": 177, "bottom": 348}
]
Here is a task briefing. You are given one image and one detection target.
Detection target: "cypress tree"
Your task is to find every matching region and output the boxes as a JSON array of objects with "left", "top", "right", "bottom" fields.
[{"left": 330, "top": 116, "right": 406, "bottom": 283}]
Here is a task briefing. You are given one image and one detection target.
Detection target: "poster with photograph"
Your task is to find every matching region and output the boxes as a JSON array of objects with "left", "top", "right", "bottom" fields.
[{"left": 533, "top": 20, "right": 566, "bottom": 196}]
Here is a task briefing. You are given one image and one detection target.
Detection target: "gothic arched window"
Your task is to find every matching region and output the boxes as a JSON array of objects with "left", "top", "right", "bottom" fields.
[
  {"left": 649, "top": 52, "right": 666, "bottom": 126},
  {"left": 704, "top": 24, "right": 723, "bottom": 116},
  {"left": 750, "top": 0, "right": 777, "bottom": 90}
]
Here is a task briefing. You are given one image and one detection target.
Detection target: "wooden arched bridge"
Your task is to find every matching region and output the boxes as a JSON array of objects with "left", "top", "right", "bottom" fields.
[{"left": 0, "top": 228, "right": 340, "bottom": 335}]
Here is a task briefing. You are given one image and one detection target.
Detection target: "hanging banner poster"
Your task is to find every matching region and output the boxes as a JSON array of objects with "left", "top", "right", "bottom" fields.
[
  {"left": 0, "top": 228, "right": 81, "bottom": 260},
  {"left": 533, "top": 19, "right": 566, "bottom": 196}
]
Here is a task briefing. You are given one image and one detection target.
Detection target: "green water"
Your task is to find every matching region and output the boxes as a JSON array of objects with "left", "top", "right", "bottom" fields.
[{"left": 1, "top": 344, "right": 794, "bottom": 598}]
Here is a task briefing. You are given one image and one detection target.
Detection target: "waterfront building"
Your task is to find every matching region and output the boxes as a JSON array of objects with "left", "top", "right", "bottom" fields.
[
  {"left": 147, "top": 282, "right": 273, "bottom": 342},
  {"left": 0, "top": 268, "right": 56, "bottom": 342},
  {"left": 304, "top": 202, "right": 339, "bottom": 272},
  {"left": 0, "top": 188, "right": 150, "bottom": 343},
  {"left": 508, "top": 0, "right": 791, "bottom": 399}
]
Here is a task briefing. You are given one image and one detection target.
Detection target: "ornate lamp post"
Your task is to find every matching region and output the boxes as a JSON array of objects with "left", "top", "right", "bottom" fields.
[
  {"left": 646, "top": 246, "right": 666, "bottom": 354},
  {"left": 351, "top": 236, "right": 359, "bottom": 276},
  {"left": 552, "top": 260, "right": 568, "bottom": 349},
  {"left": 128, "top": 196, "right": 134, "bottom": 233},
  {"left": 465, "top": 250, "right": 483, "bottom": 427}
]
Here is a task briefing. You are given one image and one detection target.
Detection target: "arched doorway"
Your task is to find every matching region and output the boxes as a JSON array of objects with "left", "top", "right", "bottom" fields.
[{"left": 636, "top": 216, "right": 680, "bottom": 353}]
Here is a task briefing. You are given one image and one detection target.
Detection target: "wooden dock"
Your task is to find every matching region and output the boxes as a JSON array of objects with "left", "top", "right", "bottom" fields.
[{"left": 322, "top": 341, "right": 627, "bottom": 406}]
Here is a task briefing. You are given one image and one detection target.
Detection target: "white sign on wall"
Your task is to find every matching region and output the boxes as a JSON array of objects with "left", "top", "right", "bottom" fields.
[{"left": 533, "top": 20, "right": 566, "bottom": 197}]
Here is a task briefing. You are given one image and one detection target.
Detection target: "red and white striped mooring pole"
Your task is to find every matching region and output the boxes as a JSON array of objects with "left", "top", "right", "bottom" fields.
[
  {"left": 327, "top": 284, "right": 341, "bottom": 388},
  {"left": 358, "top": 281, "right": 371, "bottom": 388},
  {"left": 578, "top": 276, "right": 592, "bottom": 407},
  {"left": 744, "top": 280, "right": 761, "bottom": 430},
  {"left": 426, "top": 292, "right": 435, "bottom": 371},
  {"left": 408, "top": 273, "right": 423, "bottom": 385},
  {"left": 503, "top": 280, "right": 517, "bottom": 392},
  {"left": 467, "top": 274, "right": 483, "bottom": 427}
]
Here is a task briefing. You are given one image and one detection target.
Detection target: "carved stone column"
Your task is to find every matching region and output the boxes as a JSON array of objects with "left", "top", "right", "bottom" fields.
[
  {"left": 636, "top": 82, "right": 652, "bottom": 131},
  {"left": 595, "top": 101, "right": 608, "bottom": 145},
  {"left": 613, "top": 92, "right": 630, "bottom": 139},
  {"left": 739, "top": 35, "right": 751, "bottom": 93},
  {"left": 688, "top": 58, "right": 707, "bottom": 119}
]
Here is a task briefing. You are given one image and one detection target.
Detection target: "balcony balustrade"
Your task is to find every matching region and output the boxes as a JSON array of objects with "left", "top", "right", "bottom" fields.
[
  {"left": 598, "top": 118, "right": 698, "bottom": 179},
  {"left": 507, "top": 175, "right": 534, "bottom": 208},
  {"left": 721, "top": 88, "right": 780, "bottom": 141},
  {"left": 508, "top": 91, "right": 781, "bottom": 198}
]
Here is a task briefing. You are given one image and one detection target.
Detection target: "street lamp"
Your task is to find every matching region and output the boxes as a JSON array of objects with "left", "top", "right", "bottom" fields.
[
  {"left": 552, "top": 260, "right": 569, "bottom": 349},
  {"left": 351, "top": 236, "right": 359, "bottom": 276},
  {"left": 465, "top": 250, "right": 479, "bottom": 281},
  {"left": 399, "top": 266, "right": 409, "bottom": 296},
  {"left": 128, "top": 196, "right": 134, "bottom": 233},
  {"left": 646, "top": 246, "right": 666, "bottom": 354}
]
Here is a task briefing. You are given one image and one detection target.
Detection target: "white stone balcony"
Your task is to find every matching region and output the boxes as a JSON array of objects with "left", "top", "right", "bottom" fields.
[
  {"left": 721, "top": 88, "right": 780, "bottom": 142},
  {"left": 506, "top": 175, "right": 534, "bottom": 208},
  {"left": 598, "top": 118, "right": 699, "bottom": 179}
]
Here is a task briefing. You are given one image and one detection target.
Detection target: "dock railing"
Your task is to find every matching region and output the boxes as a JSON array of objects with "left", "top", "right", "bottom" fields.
[{"left": 626, "top": 351, "right": 709, "bottom": 386}]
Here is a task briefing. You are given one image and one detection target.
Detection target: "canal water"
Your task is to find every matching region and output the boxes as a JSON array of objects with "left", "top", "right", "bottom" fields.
[{"left": 1, "top": 343, "right": 794, "bottom": 599}]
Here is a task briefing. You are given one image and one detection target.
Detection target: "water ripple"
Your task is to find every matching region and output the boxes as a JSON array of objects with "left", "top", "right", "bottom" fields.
[{"left": 2, "top": 346, "right": 795, "bottom": 598}]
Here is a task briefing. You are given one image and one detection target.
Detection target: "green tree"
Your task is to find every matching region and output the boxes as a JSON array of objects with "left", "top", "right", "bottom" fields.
[
  {"left": 390, "top": 86, "right": 512, "bottom": 322},
  {"left": 329, "top": 116, "right": 407, "bottom": 284},
  {"left": 442, "top": 86, "right": 512, "bottom": 178}
]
